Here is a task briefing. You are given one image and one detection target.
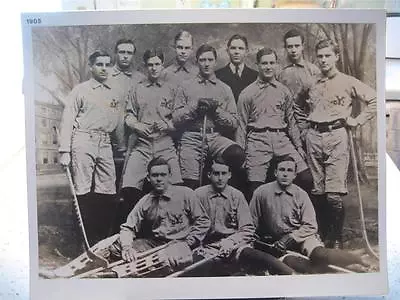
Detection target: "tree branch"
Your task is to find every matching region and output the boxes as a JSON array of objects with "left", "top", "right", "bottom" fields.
[
  {"left": 54, "top": 70, "right": 74, "bottom": 91},
  {"left": 339, "top": 24, "right": 354, "bottom": 76},
  {"left": 36, "top": 82, "right": 65, "bottom": 107},
  {"left": 357, "top": 24, "right": 372, "bottom": 82},
  {"left": 351, "top": 24, "right": 360, "bottom": 78},
  {"left": 317, "top": 23, "right": 331, "bottom": 40}
]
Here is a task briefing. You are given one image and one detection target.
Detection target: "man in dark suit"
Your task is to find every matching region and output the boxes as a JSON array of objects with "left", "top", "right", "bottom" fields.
[
  {"left": 216, "top": 34, "right": 257, "bottom": 194},
  {"left": 216, "top": 34, "right": 258, "bottom": 104}
]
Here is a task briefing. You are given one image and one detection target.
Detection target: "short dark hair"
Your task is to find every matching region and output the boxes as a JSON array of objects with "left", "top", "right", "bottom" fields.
[
  {"left": 256, "top": 47, "right": 278, "bottom": 63},
  {"left": 147, "top": 157, "right": 171, "bottom": 174},
  {"left": 143, "top": 48, "right": 164, "bottom": 64},
  {"left": 315, "top": 39, "right": 340, "bottom": 55},
  {"left": 276, "top": 155, "right": 297, "bottom": 171},
  {"left": 114, "top": 38, "right": 136, "bottom": 54},
  {"left": 283, "top": 29, "right": 304, "bottom": 46},
  {"left": 174, "top": 30, "right": 193, "bottom": 45},
  {"left": 88, "top": 50, "right": 111, "bottom": 66},
  {"left": 208, "top": 157, "right": 230, "bottom": 172},
  {"left": 196, "top": 44, "right": 217, "bottom": 61},
  {"left": 227, "top": 34, "right": 248, "bottom": 49}
]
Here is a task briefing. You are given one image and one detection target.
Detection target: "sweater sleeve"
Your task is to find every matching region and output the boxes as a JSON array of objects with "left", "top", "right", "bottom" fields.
[
  {"left": 119, "top": 195, "right": 147, "bottom": 247},
  {"left": 59, "top": 87, "right": 81, "bottom": 153}
]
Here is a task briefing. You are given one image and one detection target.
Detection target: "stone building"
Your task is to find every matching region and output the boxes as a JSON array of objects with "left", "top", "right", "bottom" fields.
[{"left": 35, "top": 101, "right": 63, "bottom": 175}]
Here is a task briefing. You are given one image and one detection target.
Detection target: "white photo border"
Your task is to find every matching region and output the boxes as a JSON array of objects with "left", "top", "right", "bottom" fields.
[{"left": 22, "top": 8, "right": 388, "bottom": 299}]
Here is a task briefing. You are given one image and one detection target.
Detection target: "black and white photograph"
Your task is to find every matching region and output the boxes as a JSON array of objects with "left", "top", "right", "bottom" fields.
[{"left": 22, "top": 9, "right": 387, "bottom": 299}]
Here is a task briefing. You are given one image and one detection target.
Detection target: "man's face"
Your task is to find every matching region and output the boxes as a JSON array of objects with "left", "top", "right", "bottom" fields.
[
  {"left": 258, "top": 53, "right": 277, "bottom": 81},
  {"left": 148, "top": 165, "right": 171, "bottom": 194},
  {"left": 209, "top": 163, "right": 231, "bottom": 192},
  {"left": 116, "top": 43, "right": 135, "bottom": 69},
  {"left": 275, "top": 160, "right": 297, "bottom": 188},
  {"left": 175, "top": 37, "right": 193, "bottom": 64},
  {"left": 146, "top": 56, "right": 163, "bottom": 81},
  {"left": 285, "top": 36, "right": 304, "bottom": 62},
  {"left": 316, "top": 46, "right": 338, "bottom": 74},
  {"left": 197, "top": 51, "right": 216, "bottom": 77},
  {"left": 91, "top": 56, "right": 111, "bottom": 82},
  {"left": 228, "top": 38, "right": 247, "bottom": 66}
]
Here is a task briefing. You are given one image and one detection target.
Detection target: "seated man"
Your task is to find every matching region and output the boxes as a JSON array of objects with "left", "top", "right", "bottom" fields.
[
  {"left": 189, "top": 159, "right": 295, "bottom": 276},
  {"left": 110, "top": 157, "right": 210, "bottom": 267},
  {"left": 249, "top": 156, "right": 368, "bottom": 273},
  {"left": 45, "top": 157, "right": 210, "bottom": 278}
]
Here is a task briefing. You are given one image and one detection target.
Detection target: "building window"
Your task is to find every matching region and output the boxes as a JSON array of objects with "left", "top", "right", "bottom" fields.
[
  {"left": 42, "top": 151, "right": 49, "bottom": 164},
  {"left": 40, "top": 133, "right": 48, "bottom": 145},
  {"left": 51, "top": 126, "right": 58, "bottom": 144}
]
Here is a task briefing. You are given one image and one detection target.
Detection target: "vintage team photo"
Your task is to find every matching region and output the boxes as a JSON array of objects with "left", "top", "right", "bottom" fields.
[{"left": 31, "top": 19, "right": 380, "bottom": 280}]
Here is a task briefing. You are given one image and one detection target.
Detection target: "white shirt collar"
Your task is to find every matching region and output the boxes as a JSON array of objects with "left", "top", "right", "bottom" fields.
[{"left": 229, "top": 62, "right": 245, "bottom": 77}]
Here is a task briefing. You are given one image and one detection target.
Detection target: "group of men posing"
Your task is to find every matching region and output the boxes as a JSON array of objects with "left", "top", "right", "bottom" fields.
[{"left": 57, "top": 28, "right": 376, "bottom": 276}]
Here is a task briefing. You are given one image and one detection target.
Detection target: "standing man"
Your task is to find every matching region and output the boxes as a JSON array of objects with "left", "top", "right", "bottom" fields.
[
  {"left": 110, "top": 157, "right": 210, "bottom": 265},
  {"left": 277, "top": 29, "right": 320, "bottom": 139},
  {"left": 109, "top": 39, "right": 144, "bottom": 157},
  {"left": 120, "top": 48, "right": 183, "bottom": 226},
  {"left": 110, "top": 39, "right": 144, "bottom": 93},
  {"left": 173, "top": 44, "right": 245, "bottom": 190},
  {"left": 192, "top": 159, "right": 295, "bottom": 276},
  {"left": 304, "top": 39, "right": 376, "bottom": 248},
  {"left": 163, "top": 30, "right": 198, "bottom": 86},
  {"left": 59, "top": 50, "right": 122, "bottom": 245},
  {"left": 277, "top": 29, "right": 326, "bottom": 236},
  {"left": 215, "top": 34, "right": 258, "bottom": 192},
  {"left": 250, "top": 156, "right": 367, "bottom": 272},
  {"left": 216, "top": 34, "right": 258, "bottom": 104},
  {"left": 236, "top": 47, "right": 311, "bottom": 199}
]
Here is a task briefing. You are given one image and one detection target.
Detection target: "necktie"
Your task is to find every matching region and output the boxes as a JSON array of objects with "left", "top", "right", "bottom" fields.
[{"left": 235, "top": 65, "right": 240, "bottom": 79}]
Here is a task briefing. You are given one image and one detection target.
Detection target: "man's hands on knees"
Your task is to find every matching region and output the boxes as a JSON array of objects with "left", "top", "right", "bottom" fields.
[
  {"left": 273, "top": 234, "right": 296, "bottom": 256},
  {"left": 218, "top": 238, "right": 235, "bottom": 258},
  {"left": 165, "top": 241, "right": 193, "bottom": 269},
  {"left": 60, "top": 152, "right": 71, "bottom": 167},
  {"left": 121, "top": 245, "right": 139, "bottom": 262}
]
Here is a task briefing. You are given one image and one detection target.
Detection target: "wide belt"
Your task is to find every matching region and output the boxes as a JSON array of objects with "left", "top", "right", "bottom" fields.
[
  {"left": 247, "top": 126, "right": 287, "bottom": 133},
  {"left": 309, "top": 119, "right": 346, "bottom": 133},
  {"left": 74, "top": 128, "right": 110, "bottom": 137}
]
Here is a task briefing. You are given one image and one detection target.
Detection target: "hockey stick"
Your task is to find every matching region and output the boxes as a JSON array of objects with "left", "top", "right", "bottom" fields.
[
  {"left": 347, "top": 129, "right": 379, "bottom": 260},
  {"left": 65, "top": 166, "right": 109, "bottom": 268},
  {"left": 55, "top": 126, "right": 109, "bottom": 268},
  {"left": 255, "top": 240, "right": 355, "bottom": 274},
  {"left": 166, "top": 252, "right": 220, "bottom": 278},
  {"left": 199, "top": 114, "right": 208, "bottom": 187},
  {"left": 167, "top": 239, "right": 250, "bottom": 278},
  {"left": 74, "top": 242, "right": 171, "bottom": 278}
]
